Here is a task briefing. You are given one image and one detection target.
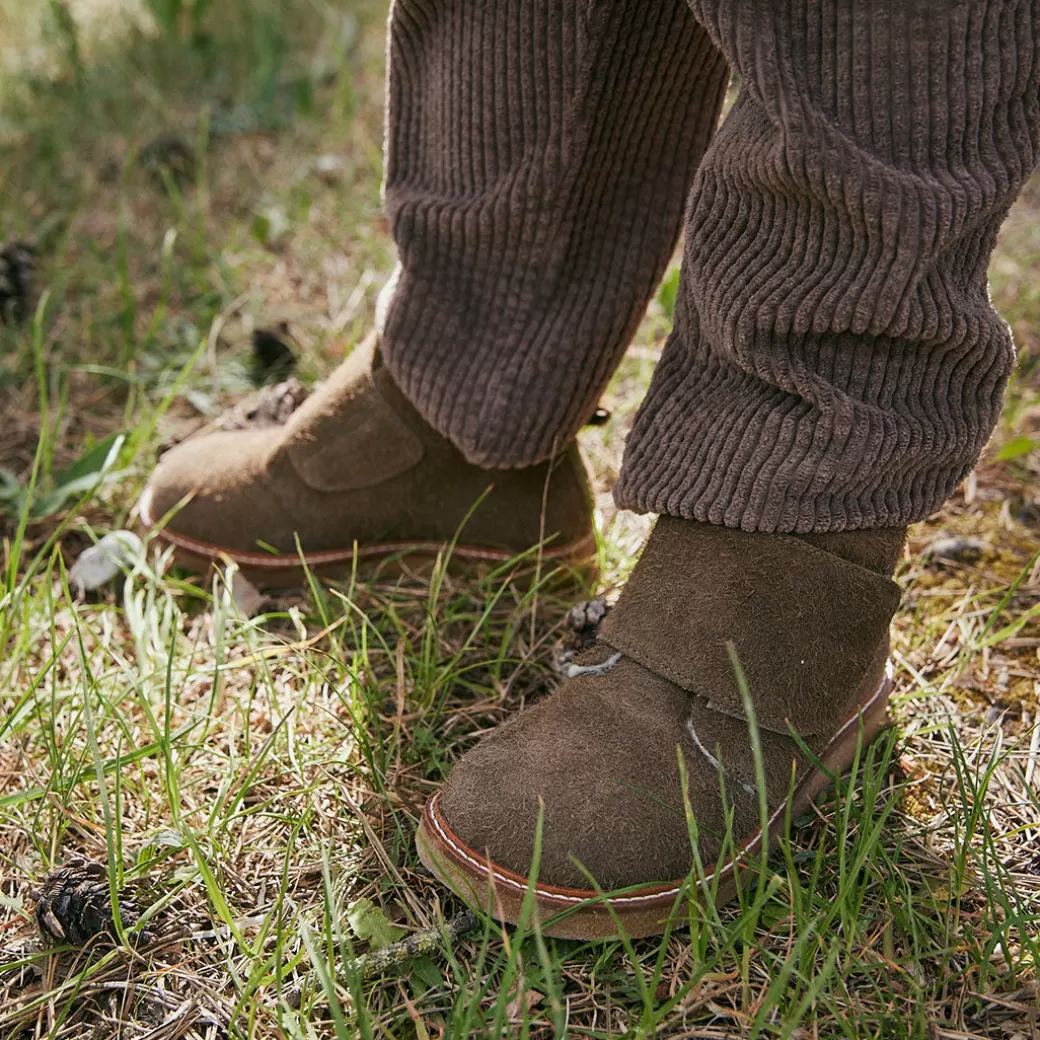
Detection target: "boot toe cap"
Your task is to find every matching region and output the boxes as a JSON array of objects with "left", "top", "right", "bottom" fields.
[
  {"left": 139, "top": 429, "right": 293, "bottom": 552},
  {"left": 436, "top": 662, "right": 721, "bottom": 891}
]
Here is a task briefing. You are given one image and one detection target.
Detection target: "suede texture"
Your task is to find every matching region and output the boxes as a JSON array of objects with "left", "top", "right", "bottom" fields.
[
  {"left": 439, "top": 651, "right": 756, "bottom": 889},
  {"left": 143, "top": 340, "right": 593, "bottom": 556},
  {"left": 437, "top": 519, "right": 904, "bottom": 891},
  {"left": 597, "top": 518, "right": 903, "bottom": 739}
]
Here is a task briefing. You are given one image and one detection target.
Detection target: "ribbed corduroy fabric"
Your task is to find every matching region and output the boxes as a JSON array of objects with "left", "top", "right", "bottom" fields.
[
  {"left": 379, "top": 0, "right": 1040, "bottom": 533},
  {"left": 378, "top": 0, "right": 730, "bottom": 462}
]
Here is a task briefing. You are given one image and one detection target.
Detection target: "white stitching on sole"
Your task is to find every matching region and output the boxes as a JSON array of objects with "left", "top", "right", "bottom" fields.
[
  {"left": 142, "top": 494, "right": 597, "bottom": 569},
  {"left": 426, "top": 674, "right": 891, "bottom": 908}
]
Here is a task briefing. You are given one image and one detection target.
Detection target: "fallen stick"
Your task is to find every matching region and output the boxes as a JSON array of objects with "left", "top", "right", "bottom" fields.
[{"left": 286, "top": 910, "right": 479, "bottom": 1009}]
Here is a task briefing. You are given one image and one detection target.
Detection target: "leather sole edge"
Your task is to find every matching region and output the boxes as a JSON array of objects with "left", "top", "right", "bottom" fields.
[
  {"left": 138, "top": 488, "right": 598, "bottom": 587},
  {"left": 416, "top": 672, "right": 894, "bottom": 940}
]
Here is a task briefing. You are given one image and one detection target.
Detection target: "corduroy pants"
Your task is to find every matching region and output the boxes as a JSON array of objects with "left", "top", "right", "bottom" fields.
[{"left": 377, "top": 0, "right": 1040, "bottom": 533}]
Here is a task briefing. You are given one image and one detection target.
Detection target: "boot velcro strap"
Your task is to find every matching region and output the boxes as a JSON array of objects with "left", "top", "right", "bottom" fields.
[
  {"left": 598, "top": 518, "right": 900, "bottom": 737},
  {"left": 279, "top": 341, "right": 424, "bottom": 492}
]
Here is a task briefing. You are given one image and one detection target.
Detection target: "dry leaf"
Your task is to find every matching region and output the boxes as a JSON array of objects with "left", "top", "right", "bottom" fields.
[
  {"left": 69, "top": 531, "right": 143, "bottom": 594},
  {"left": 505, "top": 988, "right": 544, "bottom": 1022},
  {"left": 231, "top": 572, "right": 267, "bottom": 617}
]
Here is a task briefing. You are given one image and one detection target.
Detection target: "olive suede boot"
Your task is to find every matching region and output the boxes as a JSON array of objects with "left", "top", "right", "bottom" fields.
[
  {"left": 417, "top": 517, "right": 905, "bottom": 939},
  {"left": 138, "top": 337, "right": 595, "bottom": 584}
]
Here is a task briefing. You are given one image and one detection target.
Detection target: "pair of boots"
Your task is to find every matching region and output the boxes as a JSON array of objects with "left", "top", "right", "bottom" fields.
[{"left": 139, "top": 341, "right": 904, "bottom": 939}]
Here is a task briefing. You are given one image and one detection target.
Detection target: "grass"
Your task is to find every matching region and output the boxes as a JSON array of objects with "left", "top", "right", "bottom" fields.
[{"left": 1, "top": 2, "right": 1040, "bottom": 1037}]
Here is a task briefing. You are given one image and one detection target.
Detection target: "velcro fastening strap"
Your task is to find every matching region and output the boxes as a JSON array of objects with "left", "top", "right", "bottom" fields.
[
  {"left": 598, "top": 518, "right": 900, "bottom": 737},
  {"left": 279, "top": 342, "right": 424, "bottom": 492}
]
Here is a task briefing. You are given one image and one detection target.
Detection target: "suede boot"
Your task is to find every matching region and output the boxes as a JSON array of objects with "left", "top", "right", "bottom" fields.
[
  {"left": 138, "top": 337, "right": 595, "bottom": 583},
  {"left": 417, "top": 517, "right": 905, "bottom": 939}
]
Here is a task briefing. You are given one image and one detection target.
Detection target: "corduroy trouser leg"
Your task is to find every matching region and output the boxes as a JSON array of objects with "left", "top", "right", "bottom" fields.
[{"left": 378, "top": 0, "right": 1040, "bottom": 533}]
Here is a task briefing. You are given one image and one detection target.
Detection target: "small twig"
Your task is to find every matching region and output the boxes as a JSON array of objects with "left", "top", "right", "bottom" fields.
[
  {"left": 286, "top": 910, "right": 478, "bottom": 1009},
  {"left": 1024, "top": 699, "right": 1040, "bottom": 791},
  {"left": 352, "top": 910, "right": 478, "bottom": 979},
  {"left": 205, "top": 292, "right": 249, "bottom": 405}
]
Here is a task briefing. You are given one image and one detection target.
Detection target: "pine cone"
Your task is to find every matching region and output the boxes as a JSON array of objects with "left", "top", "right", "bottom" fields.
[
  {"left": 34, "top": 859, "right": 144, "bottom": 946},
  {"left": 138, "top": 132, "right": 197, "bottom": 189},
  {"left": 553, "top": 597, "right": 610, "bottom": 674},
  {"left": 251, "top": 324, "right": 296, "bottom": 386},
  {"left": 0, "top": 241, "right": 36, "bottom": 325}
]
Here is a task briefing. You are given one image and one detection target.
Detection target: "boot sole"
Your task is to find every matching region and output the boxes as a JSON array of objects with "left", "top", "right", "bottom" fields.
[
  {"left": 139, "top": 488, "right": 597, "bottom": 588},
  {"left": 416, "top": 671, "right": 893, "bottom": 940}
]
